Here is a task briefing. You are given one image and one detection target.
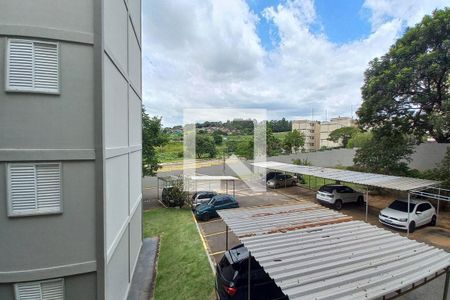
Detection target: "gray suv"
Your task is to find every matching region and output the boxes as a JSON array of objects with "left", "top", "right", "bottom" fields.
[{"left": 316, "top": 184, "right": 364, "bottom": 210}]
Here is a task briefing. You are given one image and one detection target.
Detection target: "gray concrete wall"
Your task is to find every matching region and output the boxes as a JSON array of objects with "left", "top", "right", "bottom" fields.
[
  {"left": 0, "top": 0, "right": 101, "bottom": 298},
  {"left": 0, "top": 162, "right": 96, "bottom": 279},
  {"left": 269, "top": 143, "right": 450, "bottom": 171}
]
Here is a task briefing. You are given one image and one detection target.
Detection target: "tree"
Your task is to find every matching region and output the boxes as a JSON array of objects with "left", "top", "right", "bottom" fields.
[
  {"left": 266, "top": 123, "right": 283, "bottom": 156},
  {"left": 283, "top": 130, "right": 305, "bottom": 153},
  {"left": 347, "top": 131, "right": 373, "bottom": 148},
  {"left": 142, "top": 107, "right": 168, "bottom": 176},
  {"left": 358, "top": 8, "right": 450, "bottom": 143},
  {"left": 196, "top": 134, "right": 217, "bottom": 158},
  {"left": 353, "top": 130, "right": 414, "bottom": 176},
  {"left": 212, "top": 131, "right": 223, "bottom": 145},
  {"left": 328, "top": 127, "right": 359, "bottom": 148}
]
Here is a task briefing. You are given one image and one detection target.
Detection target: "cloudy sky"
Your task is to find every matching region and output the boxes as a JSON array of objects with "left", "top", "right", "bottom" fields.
[{"left": 142, "top": 0, "right": 448, "bottom": 127}]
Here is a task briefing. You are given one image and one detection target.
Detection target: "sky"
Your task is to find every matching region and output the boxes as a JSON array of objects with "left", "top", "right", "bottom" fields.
[{"left": 142, "top": 0, "right": 448, "bottom": 127}]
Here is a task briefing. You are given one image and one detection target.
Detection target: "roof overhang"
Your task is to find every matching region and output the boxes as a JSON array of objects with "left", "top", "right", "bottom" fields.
[{"left": 252, "top": 161, "right": 440, "bottom": 191}]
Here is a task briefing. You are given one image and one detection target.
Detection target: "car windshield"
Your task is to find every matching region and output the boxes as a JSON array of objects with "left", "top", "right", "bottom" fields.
[
  {"left": 388, "top": 200, "right": 416, "bottom": 213},
  {"left": 319, "top": 185, "right": 336, "bottom": 193}
]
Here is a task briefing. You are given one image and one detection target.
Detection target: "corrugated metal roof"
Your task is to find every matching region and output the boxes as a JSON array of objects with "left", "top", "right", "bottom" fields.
[
  {"left": 218, "top": 204, "right": 450, "bottom": 300},
  {"left": 253, "top": 161, "right": 439, "bottom": 191},
  {"left": 188, "top": 175, "right": 239, "bottom": 181}
]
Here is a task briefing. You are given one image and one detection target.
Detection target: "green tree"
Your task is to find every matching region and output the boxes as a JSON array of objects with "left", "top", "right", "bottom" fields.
[
  {"left": 196, "top": 134, "right": 217, "bottom": 158},
  {"left": 283, "top": 130, "right": 305, "bottom": 153},
  {"left": 267, "top": 123, "right": 282, "bottom": 156},
  {"left": 212, "top": 131, "right": 223, "bottom": 145},
  {"left": 353, "top": 130, "right": 414, "bottom": 176},
  {"left": 328, "top": 127, "right": 359, "bottom": 148},
  {"left": 142, "top": 107, "right": 168, "bottom": 176},
  {"left": 347, "top": 131, "right": 373, "bottom": 148},
  {"left": 358, "top": 8, "right": 450, "bottom": 143}
]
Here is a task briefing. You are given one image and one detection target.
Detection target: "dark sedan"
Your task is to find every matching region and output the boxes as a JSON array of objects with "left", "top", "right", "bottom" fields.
[{"left": 194, "top": 194, "right": 239, "bottom": 221}]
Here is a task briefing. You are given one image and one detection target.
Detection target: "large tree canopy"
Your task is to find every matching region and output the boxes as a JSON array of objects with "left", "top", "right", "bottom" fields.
[{"left": 358, "top": 8, "right": 450, "bottom": 142}]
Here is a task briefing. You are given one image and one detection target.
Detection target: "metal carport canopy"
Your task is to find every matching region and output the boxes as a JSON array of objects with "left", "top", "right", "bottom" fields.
[
  {"left": 252, "top": 161, "right": 440, "bottom": 191},
  {"left": 218, "top": 203, "right": 450, "bottom": 300}
]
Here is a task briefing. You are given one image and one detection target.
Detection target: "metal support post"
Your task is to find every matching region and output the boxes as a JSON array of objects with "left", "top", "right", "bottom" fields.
[
  {"left": 284, "top": 171, "right": 286, "bottom": 189},
  {"left": 407, "top": 193, "right": 411, "bottom": 236},
  {"left": 365, "top": 188, "right": 369, "bottom": 222},
  {"left": 437, "top": 187, "right": 442, "bottom": 225},
  {"left": 226, "top": 180, "right": 228, "bottom": 195},
  {"left": 157, "top": 178, "right": 160, "bottom": 201},
  {"left": 248, "top": 251, "right": 251, "bottom": 300},
  {"left": 443, "top": 268, "right": 450, "bottom": 300},
  {"left": 225, "top": 225, "right": 229, "bottom": 251},
  {"left": 233, "top": 180, "right": 236, "bottom": 198}
]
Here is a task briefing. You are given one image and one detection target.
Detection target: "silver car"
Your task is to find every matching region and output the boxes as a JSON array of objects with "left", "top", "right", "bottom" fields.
[
  {"left": 191, "top": 191, "right": 217, "bottom": 209},
  {"left": 316, "top": 184, "right": 364, "bottom": 210}
]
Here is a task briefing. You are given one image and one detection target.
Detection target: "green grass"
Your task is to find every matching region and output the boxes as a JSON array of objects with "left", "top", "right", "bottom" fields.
[{"left": 144, "top": 208, "right": 215, "bottom": 300}]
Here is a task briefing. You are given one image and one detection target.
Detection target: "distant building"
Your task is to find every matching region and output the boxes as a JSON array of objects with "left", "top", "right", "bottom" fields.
[
  {"left": 292, "top": 120, "right": 321, "bottom": 151},
  {"left": 320, "top": 117, "right": 356, "bottom": 148}
]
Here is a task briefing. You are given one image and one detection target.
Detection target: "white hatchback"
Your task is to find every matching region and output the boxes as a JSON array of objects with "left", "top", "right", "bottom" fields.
[{"left": 379, "top": 199, "right": 437, "bottom": 233}]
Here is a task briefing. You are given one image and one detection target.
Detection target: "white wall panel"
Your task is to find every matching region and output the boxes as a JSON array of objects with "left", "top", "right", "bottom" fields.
[
  {"left": 128, "top": 0, "right": 141, "bottom": 41},
  {"left": 129, "top": 205, "right": 142, "bottom": 278},
  {"left": 105, "top": 229, "right": 129, "bottom": 300},
  {"left": 105, "top": 155, "right": 129, "bottom": 252},
  {"left": 128, "top": 21, "right": 141, "bottom": 94},
  {"left": 104, "top": 57, "right": 128, "bottom": 149},
  {"left": 128, "top": 89, "right": 141, "bottom": 147},
  {"left": 104, "top": 0, "right": 128, "bottom": 71},
  {"left": 129, "top": 150, "right": 142, "bottom": 211}
]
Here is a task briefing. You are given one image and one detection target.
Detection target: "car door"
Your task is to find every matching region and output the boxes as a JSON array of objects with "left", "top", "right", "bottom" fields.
[
  {"left": 417, "top": 203, "right": 434, "bottom": 225},
  {"left": 337, "top": 187, "right": 351, "bottom": 203},
  {"left": 415, "top": 204, "right": 428, "bottom": 226}
]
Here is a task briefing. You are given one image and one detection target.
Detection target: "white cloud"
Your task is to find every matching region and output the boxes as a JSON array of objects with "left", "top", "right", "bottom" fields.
[{"left": 142, "top": 0, "right": 447, "bottom": 126}]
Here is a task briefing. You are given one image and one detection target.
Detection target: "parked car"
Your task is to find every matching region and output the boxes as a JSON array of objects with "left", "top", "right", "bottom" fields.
[
  {"left": 194, "top": 194, "right": 239, "bottom": 221},
  {"left": 191, "top": 191, "right": 217, "bottom": 210},
  {"left": 216, "top": 244, "right": 288, "bottom": 300},
  {"left": 267, "top": 174, "right": 298, "bottom": 189},
  {"left": 316, "top": 184, "right": 364, "bottom": 210},
  {"left": 264, "top": 171, "right": 283, "bottom": 182},
  {"left": 379, "top": 199, "right": 436, "bottom": 233}
]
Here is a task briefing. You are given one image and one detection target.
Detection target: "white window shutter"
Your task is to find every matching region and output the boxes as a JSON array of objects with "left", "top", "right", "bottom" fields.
[
  {"left": 15, "top": 282, "right": 42, "bottom": 300},
  {"left": 36, "top": 164, "right": 62, "bottom": 211},
  {"left": 8, "top": 163, "right": 62, "bottom": 216},
  {"left": 6, "top": 39, "right": 59, "bottom": 93},
  {"left": 15, "top": 279, "right": 64, "bottom": 300},
  {"left": 9, "top": 165, "right": 37, "bottom": 213},
  {"left": 41, "top": 279, "right": 64, "bottom": 300},
  {"left": 7, "top": 40, "right": 34, "bottom": 90},
  {"left": 34, "top": 42, "right": 59, "bottom": 91}
]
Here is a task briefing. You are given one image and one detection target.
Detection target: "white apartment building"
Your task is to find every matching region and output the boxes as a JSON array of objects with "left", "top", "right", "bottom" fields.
[
  {"left": 292, "top": 120, "right": 321, "bottom": 152},
  {"left": 320, "top": 117, "right": 356, "bottom": 148}
]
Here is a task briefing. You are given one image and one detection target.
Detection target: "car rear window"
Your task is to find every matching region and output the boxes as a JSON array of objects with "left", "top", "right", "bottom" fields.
[
  {"left": 319, "top": 185, "right": 336, "bottom": 193},
  {"left": 389, "top": 200, "right": 416, "bottom": 213},
  {"left": 219, "top": 255, "right": 237, "bottom": 281}
]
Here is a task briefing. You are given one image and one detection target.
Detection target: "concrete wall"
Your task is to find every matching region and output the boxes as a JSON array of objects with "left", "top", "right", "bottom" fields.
[
  {"left": 269, "top": 143, "right": 450, "bottom": 171},
  {"left": 0, "top": 1, "right": 98, "bottom": 298},
  {"left": 103, "top": 0, "right": 142, "bottom": 298}
]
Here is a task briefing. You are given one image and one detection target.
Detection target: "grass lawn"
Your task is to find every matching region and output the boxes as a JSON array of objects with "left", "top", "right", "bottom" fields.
[{"left": 143, "top": 208, "right": 215, "bottom": 300}]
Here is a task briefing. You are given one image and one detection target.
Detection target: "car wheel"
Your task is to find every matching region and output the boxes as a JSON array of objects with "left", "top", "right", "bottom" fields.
[
  {"left": 430, "top": 215, "right": 437, "bottom": 226},
  {"left": 334, "top": 200, "right": 343, "bottom": 210},
  {"left": 202, "top": 213, "right": 210, "bottom": 222},
  {"left": 357, "top": 196, "right": 364, "bottom": 206},
  {"left": 409, "top": 221, "right": 416, "bottom": 233}
]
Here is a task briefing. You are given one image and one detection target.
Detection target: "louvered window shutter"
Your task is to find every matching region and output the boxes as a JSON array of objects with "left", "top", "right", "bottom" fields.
[
  {"left": 7, "top": 40, "right": 34, "bottom": 90},
  {"left": 36, "top": 164, "right": 62, "bottom": 211},
  {"left": 8, "top": 163, "right": 62, "bottom": 216},
  {"left": 34, "top": 42, "right": 59, "bottom": 91},
  {"left": 15, "top": 279, "right": 64, "bottom": 300},
  {"left": 7, "top": 39, "right": 59, "bottom": 93}
]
